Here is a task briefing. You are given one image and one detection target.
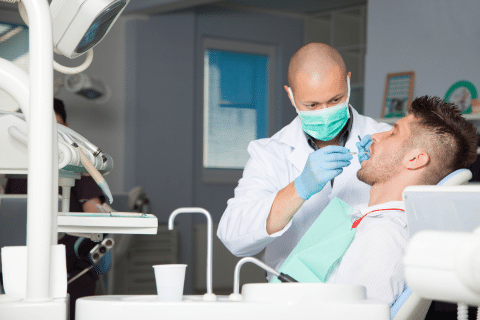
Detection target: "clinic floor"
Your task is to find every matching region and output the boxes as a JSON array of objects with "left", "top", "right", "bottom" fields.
[{"left": 425, "top": 301, "right": 478, "bottom": 319}]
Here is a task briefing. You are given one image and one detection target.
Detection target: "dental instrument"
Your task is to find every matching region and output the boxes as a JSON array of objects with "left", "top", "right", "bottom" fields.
[
  {"left": 356, "top": 134, "right": 372, "bottom": 164},
  {"left": 58, "top": 124, "right": 108, "bottom": 164},
  {"left": 349, "top": 151, "right": 358, "bottom": 155},
  {"left": 168, "top": 208, "right": 216, "bottom": 302}
]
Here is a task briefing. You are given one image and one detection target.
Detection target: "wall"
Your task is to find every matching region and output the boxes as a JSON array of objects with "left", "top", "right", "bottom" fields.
[
  {"left": 127, "top": 12, "right": 197, "bottom": 293},
  {"left": 364, "top": 0, "right": 480, "bottom": 119},
  {"left": 193, "top": 7, "right": 304, "bottom": 224}
]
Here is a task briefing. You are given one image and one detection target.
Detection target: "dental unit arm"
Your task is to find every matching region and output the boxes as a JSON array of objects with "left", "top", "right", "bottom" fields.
[{"left": 1, "top": 111, "right": 114, "bottom": 203}]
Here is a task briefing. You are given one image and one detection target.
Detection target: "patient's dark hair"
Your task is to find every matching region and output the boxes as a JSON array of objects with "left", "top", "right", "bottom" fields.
[
  {"left": 54, "top": 98, "right": 67, "bottom": 123},
  {"left": 408, "top": 95, "right": 478, "bottom": 184}
]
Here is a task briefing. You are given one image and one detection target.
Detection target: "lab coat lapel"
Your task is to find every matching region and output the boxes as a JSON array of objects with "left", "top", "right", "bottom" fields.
[{"left": 280, "top": 117, "right": 313, "bottom": 173}]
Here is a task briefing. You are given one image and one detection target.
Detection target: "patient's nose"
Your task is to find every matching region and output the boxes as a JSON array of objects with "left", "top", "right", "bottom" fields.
[{"left": 371, "top": 132, "right": 380, "bottom": 142}]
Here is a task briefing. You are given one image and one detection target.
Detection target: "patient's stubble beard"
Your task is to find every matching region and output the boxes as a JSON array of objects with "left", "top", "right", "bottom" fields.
[{"left": 357, "top": 148, "right": 405, "bottom": 186}]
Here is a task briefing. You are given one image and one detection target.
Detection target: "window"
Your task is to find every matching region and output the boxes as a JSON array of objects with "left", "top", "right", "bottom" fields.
[
  {"left": 0, "top": 21, "right": 28, "bottom": 112},
  {"left": 202, "top": 39, "right": 275, "bottom": 183}
]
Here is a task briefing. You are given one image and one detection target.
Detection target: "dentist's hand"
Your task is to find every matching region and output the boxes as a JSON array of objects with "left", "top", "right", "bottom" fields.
[
  {"left": 356, "top": 134, "right": 373, "bottom": 164},
  {"left": 294, "top": 146, "right": 353, "bottom": 200}
]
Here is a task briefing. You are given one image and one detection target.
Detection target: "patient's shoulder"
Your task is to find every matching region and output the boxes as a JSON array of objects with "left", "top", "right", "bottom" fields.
[{"left": 360, "top": 214, "right": 409, "bottom": 246}]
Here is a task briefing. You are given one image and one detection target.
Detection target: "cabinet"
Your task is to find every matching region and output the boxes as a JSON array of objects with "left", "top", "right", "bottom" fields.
[{"left": 305, "top": 5, "right": 366, "bottom": 113}]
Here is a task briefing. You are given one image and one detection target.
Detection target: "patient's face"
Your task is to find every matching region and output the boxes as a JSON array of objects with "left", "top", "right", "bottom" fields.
[{"left": 357, "top": 115, "right": 414, "bottom": 185}]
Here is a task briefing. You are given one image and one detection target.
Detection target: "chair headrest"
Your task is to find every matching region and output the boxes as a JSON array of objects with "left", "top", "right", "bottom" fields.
[{"left": 437, "top": 169, "right": 472, "bottom": 186}]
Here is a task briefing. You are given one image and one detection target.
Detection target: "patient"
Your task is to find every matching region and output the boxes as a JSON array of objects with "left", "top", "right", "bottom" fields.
[{"left": 323, "top": 95, "right": 478, "bottom": 305}]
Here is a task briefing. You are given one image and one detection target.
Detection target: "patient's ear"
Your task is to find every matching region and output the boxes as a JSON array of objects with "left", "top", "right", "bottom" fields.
[{"left": 405, "top": 149, "right": 430, "bottom": 170}]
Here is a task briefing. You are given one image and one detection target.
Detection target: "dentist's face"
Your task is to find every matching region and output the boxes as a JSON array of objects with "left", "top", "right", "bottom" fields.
[
  {"left": 285, "top": 68, "right": 350, "bottom": 111},
  {"left": 357, "top": 115, "right": 414, "bottom": 185}
]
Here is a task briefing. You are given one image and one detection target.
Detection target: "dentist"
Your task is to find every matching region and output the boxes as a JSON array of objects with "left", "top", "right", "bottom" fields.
[{"left": 217, "top": 43, "right": 391, "bottom": 279}]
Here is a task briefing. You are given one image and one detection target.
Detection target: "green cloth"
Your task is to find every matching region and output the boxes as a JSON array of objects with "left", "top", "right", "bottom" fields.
[{"left": 270, "top": 197, "right": 356, "bottom": 283}]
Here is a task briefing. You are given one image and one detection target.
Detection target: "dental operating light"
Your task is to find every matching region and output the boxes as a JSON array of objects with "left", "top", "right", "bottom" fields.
[
  {"left": 63, "top": 72, "right": 111, "bottom": 103},
  {"left": 50, "top": 0, "right": 130, "bottom": 59}
]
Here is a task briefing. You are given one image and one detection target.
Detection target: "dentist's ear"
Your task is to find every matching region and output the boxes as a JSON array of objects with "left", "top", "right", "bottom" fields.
[
  {"left": 284, "top": 85, "right": 295, "bottom": 107},
  {"left": 405, "top": 149, "right": 430, "bottom": 170}
]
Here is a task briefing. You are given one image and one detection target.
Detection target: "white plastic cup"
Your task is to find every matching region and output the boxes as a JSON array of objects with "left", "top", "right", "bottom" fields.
[{"left": 152, "top": 264, "right": 187, "bottom": 302}]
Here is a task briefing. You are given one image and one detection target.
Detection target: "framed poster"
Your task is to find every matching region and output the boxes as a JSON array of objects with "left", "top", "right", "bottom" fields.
[
  {"left": 444, "top": 80, "right": 478, "bottom": 114},
  {"left": 382, "top": 72, "right": 415, "bottom": 118}
]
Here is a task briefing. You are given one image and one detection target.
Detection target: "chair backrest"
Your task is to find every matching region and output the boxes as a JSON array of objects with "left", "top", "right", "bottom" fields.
[{"left": 391, "top": 169, "right": 472, "bottom": 320}]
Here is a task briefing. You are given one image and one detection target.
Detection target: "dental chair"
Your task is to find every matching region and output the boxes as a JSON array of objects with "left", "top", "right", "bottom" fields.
[{"left": 390, "top": 168, "right": 473, "bottom": 320}]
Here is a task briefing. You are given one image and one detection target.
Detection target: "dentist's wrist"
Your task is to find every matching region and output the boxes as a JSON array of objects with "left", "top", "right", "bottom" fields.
[{"left": 294, "top": 176, "right": 310, "bottom": 200}]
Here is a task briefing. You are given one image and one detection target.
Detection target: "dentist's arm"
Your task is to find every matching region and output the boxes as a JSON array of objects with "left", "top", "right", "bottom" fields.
[{"left": 266, "top": 146, "right": 352, "bottom": 234}]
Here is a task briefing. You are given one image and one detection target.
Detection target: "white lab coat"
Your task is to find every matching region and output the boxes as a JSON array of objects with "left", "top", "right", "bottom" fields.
[{"left": 217, "top": 108, "right": 391, "bottom": 275}]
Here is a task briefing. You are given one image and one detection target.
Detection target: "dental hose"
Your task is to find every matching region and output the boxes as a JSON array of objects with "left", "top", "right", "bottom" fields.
[
  {"left": 58, "top": 123, "right": 107, "bottom": 163},
  {"left": 59, "top": 131, "right": 113, "bottom": 204},
  {"left": 2, "top": 112, "right": 111, "bottom": 200}
]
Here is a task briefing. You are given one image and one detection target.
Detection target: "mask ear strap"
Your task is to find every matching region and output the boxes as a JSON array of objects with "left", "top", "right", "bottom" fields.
[
  {"left": 288, "top": 87, "right": 297, "bottom": 108},
  {"left": 346, "top": 76, "right": 351, "bottom": 101}
]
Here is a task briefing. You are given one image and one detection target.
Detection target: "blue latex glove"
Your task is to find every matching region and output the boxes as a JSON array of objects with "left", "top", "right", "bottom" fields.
[
  {"left": 356, "top": 134, "right": 373, "bottom": 164},
  {"left": 294, "top": 145, "right": 353, "bottom": 200}
]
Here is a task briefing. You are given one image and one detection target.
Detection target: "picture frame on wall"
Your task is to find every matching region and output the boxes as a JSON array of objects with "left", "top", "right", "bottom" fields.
[
  {"left": 444, "top": 80, "right": 479, "bottom": 114},
  {"left": 382, "top": 71, "right": 415, "bottom": 118}
]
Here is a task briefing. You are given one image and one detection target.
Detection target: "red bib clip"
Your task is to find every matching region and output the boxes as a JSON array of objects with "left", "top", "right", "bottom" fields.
[{"left": 351, "top": 208, "right": 405, "bottom": 229}]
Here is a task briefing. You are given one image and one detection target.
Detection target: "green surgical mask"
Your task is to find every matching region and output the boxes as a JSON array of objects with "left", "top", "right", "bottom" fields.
[{"left": 288, "top": 77, "right": 350, "bottom": 141}]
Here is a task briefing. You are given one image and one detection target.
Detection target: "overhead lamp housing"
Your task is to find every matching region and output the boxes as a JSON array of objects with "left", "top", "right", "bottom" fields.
[
  {"left": 50, "top": 0, "right": 129, "bottom": 59},
  {"left": 63, "top": 72, "right": 111, "bottom": 104}
]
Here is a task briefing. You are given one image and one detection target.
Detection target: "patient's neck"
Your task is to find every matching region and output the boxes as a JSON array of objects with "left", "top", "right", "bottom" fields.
[{"left": 368, "top": 177, "right": 409, "bottom": 207}]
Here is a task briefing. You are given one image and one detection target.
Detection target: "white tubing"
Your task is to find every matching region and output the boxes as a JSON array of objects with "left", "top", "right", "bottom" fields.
[
  {"left": 0, "top": 57, "right": 30, "bottom": 121},
  {"left": 58, "top": 124, "right": 99, "bottom": 153},
  {"left": 9, "top": 125, "right": 75, "bottom": 170},
  {"left": 57, "top": 141, "right": 74, "bottom": 169},
  {"left": 168, "top": 208, "right": 215, "bottom": 300},
  {"left": 23, "top": 0, "right": 55, "bottom": 302},
  {"left": 53, "top": 49, "right": 94, "bottom": 74},
  {"left": 8, "top": 126, "right": 28, "bottom": 145},
  {"left": 232, "top": 257, "right": 279, "bottom": 295}
]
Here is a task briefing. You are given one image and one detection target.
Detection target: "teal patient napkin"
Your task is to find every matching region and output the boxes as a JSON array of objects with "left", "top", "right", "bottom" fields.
[{"left": 270, "top": 197, "right": 356, "bottom": 283}]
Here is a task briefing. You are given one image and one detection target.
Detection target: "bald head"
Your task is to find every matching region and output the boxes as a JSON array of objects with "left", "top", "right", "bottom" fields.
[{"left": 288, "top": 43, "right": 347, "bottom": 91}]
